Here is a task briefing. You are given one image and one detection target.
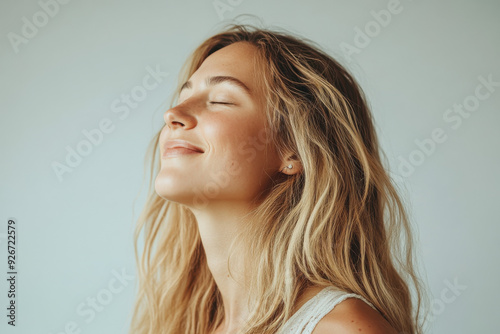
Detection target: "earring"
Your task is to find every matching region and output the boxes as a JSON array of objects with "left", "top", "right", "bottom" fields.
[{"left": 281, "top": 164, "right": 293, "bottom": 172}]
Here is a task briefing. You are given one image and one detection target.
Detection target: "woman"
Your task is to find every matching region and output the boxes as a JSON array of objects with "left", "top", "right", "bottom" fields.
[{"left": 129, "top": 23, "right": 430, "bottom": 334}]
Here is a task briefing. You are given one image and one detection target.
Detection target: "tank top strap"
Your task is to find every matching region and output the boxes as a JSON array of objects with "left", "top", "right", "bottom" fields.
[{"left": 277, "top": 286, "right": 379, "bottom": 334}]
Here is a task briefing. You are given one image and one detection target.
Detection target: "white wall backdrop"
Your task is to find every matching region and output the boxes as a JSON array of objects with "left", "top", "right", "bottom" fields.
[{"left": 1, "top": 0, "right": 499, "bottom": 333}]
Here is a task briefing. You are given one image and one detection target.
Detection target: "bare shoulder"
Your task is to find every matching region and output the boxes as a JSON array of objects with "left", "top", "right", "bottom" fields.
[{"left": 311, "top": 297, "right": 398, "bottom": 334}]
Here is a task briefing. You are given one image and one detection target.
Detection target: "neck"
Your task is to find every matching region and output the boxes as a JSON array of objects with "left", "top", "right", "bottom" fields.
[{"left": 191, "top": 200, "right": 254, "bottom": 333}]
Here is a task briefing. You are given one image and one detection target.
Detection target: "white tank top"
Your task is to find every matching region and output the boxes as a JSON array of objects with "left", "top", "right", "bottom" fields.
[{"left": 276, "top": 286, "right": 379, "bottom": 334}]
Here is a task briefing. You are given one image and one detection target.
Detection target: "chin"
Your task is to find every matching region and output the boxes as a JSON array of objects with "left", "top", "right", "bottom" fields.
[
  {"left": 154, "top": 176, "right": 169, "bottom": 199},
  {"left": 153, "top": 178, "right": 188, "bottom": 206}
]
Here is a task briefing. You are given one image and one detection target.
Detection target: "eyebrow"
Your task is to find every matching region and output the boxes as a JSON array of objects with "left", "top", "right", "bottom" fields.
[{"left": 179, "top": 75, "right": 252, "bottom": 97}]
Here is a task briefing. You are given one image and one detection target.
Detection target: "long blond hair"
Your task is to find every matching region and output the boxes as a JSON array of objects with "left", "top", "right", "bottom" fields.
[{"left": 129, "top": 23, "right": 430, "bottom": 334}]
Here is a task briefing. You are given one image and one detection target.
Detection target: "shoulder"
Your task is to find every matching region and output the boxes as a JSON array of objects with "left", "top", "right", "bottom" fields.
[{"left": 311, "top": 296, "right": 398, "bottom": 334}]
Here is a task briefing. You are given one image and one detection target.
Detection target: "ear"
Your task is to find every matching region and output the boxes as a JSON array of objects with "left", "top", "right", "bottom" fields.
[{"left": 279, "top": 153, "right": 303, "bottom": 175}]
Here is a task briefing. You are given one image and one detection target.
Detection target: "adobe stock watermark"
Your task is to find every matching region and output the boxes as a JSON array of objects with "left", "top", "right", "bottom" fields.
[
  {"left": 212, "top": 0, "right": 245, "bottom": 21},
  {"left": 397, "top": 73, "right": 499, "bottom": 178},
  {"left": 428, "top": 277, "right": 467, "bottom": 324},
  {"left": 339, "top": 0, "right": 412, "bottom": 63},
  {"left": 7, "top": 0, "right": 73, "bottom": 54},
  {"left": 51, "top": 64, "right": 169, "bottom": 182},
  {"left": 48, "top": 267, "right": 134, "bottom": 334}
]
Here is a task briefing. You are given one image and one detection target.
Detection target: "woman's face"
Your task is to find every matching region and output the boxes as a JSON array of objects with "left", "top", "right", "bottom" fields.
[{"left": 155, "top": 42, "right": 282, "bottom": 210}]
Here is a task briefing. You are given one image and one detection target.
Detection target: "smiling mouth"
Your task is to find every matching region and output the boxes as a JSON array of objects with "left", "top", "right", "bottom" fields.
[{"left": 162, "top": 147, "right": 204, "bottom": 158}]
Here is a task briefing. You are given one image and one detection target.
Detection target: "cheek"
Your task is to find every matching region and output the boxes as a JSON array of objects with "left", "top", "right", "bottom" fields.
[
  {"left": 203, "top": 115, "right": 266, "bottom": 160},
  {"left": 202, "top": 116, "right": 275, "bottom": 185},
  {"left": 204, "top": 116, "right": 242, "bottom": 143}
]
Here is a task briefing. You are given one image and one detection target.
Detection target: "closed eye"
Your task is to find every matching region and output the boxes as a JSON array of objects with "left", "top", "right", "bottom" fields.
[{"left": 209, "top": 101, "right": 234, "bottom": 105}]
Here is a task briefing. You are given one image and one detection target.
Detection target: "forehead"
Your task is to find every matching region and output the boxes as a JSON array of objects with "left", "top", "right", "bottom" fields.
[{"left": 190, "top": 42, "right": 259, "bottom": 90}]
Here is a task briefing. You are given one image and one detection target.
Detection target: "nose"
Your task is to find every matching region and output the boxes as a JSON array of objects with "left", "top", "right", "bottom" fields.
[{"left": 163, "top": 103, "right": 196, "bottom": 129}]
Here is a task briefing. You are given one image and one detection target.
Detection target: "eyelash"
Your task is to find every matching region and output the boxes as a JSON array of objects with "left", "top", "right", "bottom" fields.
[{"left": 209, "top": 101, "right": 233, "bottom": 105}]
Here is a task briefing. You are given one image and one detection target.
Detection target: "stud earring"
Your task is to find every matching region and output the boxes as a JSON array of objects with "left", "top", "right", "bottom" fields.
[{"left": 281, "top": 164, "right": 293, "bottom": 172}]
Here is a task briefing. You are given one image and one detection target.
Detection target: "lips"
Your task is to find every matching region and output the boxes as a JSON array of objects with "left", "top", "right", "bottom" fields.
[{"left": 163, "top": 139, "right": 204, "bottom": 157}]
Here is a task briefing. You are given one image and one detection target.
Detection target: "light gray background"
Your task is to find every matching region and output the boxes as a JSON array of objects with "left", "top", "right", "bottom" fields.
[{"left": 1, "top": 0, "right": 499, "bottom": 333}]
